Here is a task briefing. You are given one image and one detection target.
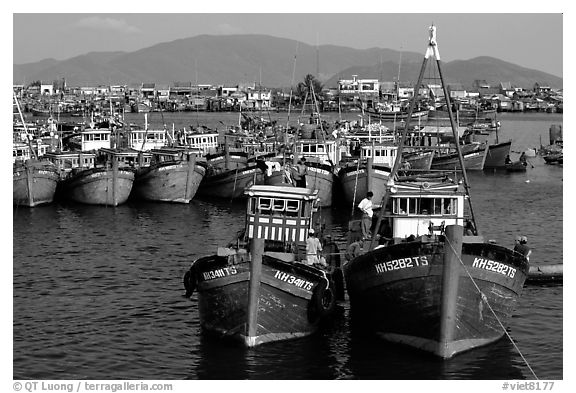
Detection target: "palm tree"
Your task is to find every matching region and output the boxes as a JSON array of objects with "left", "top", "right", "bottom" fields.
[{"left": 296, "top": 74, "right": 323, "bottom": 103}]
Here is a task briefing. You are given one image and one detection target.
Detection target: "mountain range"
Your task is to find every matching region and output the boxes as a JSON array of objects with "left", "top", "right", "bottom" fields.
[{"left": 13, "top": 34, "right": 563, "bottom": 90}]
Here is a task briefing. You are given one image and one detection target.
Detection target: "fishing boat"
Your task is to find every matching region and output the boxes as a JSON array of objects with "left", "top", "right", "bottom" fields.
[
  {"left": 338, "top": 140, "right": 397, "bottom": 207},
  {"left": 45, "top": 128, "right": 135, "bottom": 206},
  {"left": 183, "top": 184, "right": 344, "bottom": 346},
  {"left": 13, "top": 157, "right": 59, "bottom": 207},
  {"left": 13, "top": 93, "right": 60, "bottom": 207},
  {"left": 343, "top": 25, "right": 529, "bottom": 359},
  {"left": 431, "top": 142, "right": 488, "bottom": 171},
  {"left": 132, "top": 147, "right": 206, "bottom": 203},
  {"left": 366, "top": 107, "right": 429, "bottom": 123}
]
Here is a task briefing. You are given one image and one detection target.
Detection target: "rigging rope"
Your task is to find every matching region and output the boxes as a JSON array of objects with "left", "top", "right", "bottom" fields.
[{"left": 444, "top": 236, "right": 539, "bottom": 380}]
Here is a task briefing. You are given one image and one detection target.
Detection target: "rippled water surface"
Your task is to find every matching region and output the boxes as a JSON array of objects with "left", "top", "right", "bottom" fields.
[{"left": 13, "top": 112, "right": 562, "bottom": 380}]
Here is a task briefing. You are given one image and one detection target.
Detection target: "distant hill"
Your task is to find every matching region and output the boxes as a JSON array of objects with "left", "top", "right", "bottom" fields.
[{"left": 13, "top": 34, "right": 562, "bottom": 89}]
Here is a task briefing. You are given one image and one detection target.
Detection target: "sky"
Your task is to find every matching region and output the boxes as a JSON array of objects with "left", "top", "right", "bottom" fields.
[{"left": 10, "top": 4, "right": 567, "bottom": 78}]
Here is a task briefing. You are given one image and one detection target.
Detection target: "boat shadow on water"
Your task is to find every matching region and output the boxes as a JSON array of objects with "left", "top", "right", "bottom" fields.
[
  {"left": 192, "top": 305, "right": 347, "bottom": 380},
  {"left": 345, "top": 325, "right": 527, "bottom": 379}
]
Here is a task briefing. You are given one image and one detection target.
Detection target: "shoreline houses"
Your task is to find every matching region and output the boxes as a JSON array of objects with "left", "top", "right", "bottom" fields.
[{"left": 13, "top": 77, "right": 562, "bottom": 116}]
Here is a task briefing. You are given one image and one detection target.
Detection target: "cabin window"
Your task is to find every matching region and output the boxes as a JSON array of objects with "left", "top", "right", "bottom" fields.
[
  {"left": 317, "top": 145, "right": 324, "bottom": 152},
  {"left": 258, "top": 197, "right": 272, "bottom": 214},
  {"left": 394, "top": 198, "right": 408, "bottom": 214},
  {"left": 273, "top": 199, "right": 286, "bottom": 212},
  {"left": 419, "top": 198, "right": 433, "bottom": 215},
  {"left": 286, "top": 200, "right": 300, "bottom": 217},
  {"left": 443, "top": 198, "right": 457, "bottom": 215},
  {"left": 248, "top": 198, "right": 256, "bottom": 214},
  {"left": 302, "top": 145, "right": 309, "bottom": 153},
  {"left": 408, "top": 197, "right": 418, "bottom": 214}
]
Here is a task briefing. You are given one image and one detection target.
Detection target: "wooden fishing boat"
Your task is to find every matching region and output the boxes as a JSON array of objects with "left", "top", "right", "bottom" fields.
[
  {"left": 366, "top": 108, "right": 429, "bottom": 123},
  {"left": 183, "top": 185, "right": 344, "bottom": 346},
  {"left": 343, "top": 25, "right": 529, "bottom": 359},
  {"left": 12, "top": 93, "right": 59, "bottom": 207},
  {"left": 52, "top": 150, "right": 135, "bottom": 206},
  {"left": 13, "top": 159, "right": 59, "bottom": 207},
  {"left": 337, "top": 141, "right": 397, "bottom": 207},
  {"left": 505, "top": 161, "right": 528, "bottom": 172},
  {"left": 132, "top": 147, "right": 206, "bottom": 203},
  {"left": 483, "top": 140, "right": 512, "bottom": 169},
  {"left": 431, "top": 143, "right": 488, "bottom": 171},
  {"left": 197, "top": 164, "right": 265, "bottom": 200},
  {"left": 543, "top": 153, "right": 562, "bottom": 165}
]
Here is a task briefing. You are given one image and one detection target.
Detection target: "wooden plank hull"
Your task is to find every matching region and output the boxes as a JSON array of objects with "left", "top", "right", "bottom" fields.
[
  {"left": 13, "top": 162, "right": 59, "bottom": 207},
  {"left": 344, "top": 238, "right": 528, "bottom": 358},
  {"left": 483, "top": 141, "right": 512, "bottom": 169},
  {"left": 366, "top": 109, "right": 428, "bottom": 122},
  {"left": 338, "top": 164, "right": 391, "bottom": 206},
  {"left": 431, "top": 145, "right": 488, "bottom": 171},
  {"left": 197, "top": 166, "right": 264, "bottom": 199},
  {"left": 190, "top": 254, "right": 334, "bottom": 346},
  {"left": 403, "top": 150, "right": 435, "bottom": 170},
  {"left": 264, "top": 167, "right": 335, "bottom": 207},
  {"left": 133, "top": 162, "right": 206, "bottom": 203},
  {"left": 59, "top": 167, "right": 135, "bottom": 206}
]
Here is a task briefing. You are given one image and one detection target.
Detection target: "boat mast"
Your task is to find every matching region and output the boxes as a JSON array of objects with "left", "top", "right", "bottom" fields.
[
  {"left": 369, "top": 25, "right": 479, "bottom": 250},
  {"left": 13, "top": 91, "right": 38, "bottom": 160}
]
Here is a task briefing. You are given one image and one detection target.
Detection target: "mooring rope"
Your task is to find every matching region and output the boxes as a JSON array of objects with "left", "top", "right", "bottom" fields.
[{"left": 444, "top": 236, "right": 539, "bottom": 380}]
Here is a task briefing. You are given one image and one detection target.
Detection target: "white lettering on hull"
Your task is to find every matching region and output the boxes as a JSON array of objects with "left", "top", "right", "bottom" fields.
[
  {"left": 273, "top": 270, "right": 314, "bottom": 291},
  {"left": 202, "top": 266, "right": 238, "bottom": 281},
  {"left": 374, "top": 256, "right": 429, "bottom": 274},
  {"left": 472, "top": 258, "right": 516, "bottom": 278}
]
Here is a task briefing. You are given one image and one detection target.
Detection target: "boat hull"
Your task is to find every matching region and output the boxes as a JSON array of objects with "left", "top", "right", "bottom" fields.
[
  {"left": 13, "top": 162, "right": 59, "bottom": 207},
  {"left": 431, "top": 145, "right": 488, "bottom": 171},
  {"left": 133, "top": 162, "right": 206, "bottom": 203},
  {"left": 188, "top": 253, "right": 335, "bottom": 346},
  {"left": 338, "top": 164, "right": 391, "bottom": 206},
  {"left": 403, "top": 150, "right": 435, "bottom": 170},
  {"left": 344, "top": 236, "right": 528, "bottom": 358},
  {"left": 366, "top": 109, "right": 428, "bottom": 123},
  {"left": 59, "top": 167, "right": 135, "bottom": 206},
  {"left": 483, "top": 141, "right": 512, "bottom": 169},
  {"left": 197, "top": 166, "right": 264, "bottom": 199},
  {"left": 264, "top": 166, "right": 335, "bottom": 207}
]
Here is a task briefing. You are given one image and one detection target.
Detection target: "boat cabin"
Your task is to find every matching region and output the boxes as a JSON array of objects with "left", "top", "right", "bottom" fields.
[
  {"left": 45, "top": 151, "right": 97, "bottom": 171},
  {"left": 181, "top": 131, "right": 219, "bottom": 154},
  {"left": 81, "top": 128, "right": 112, "bottom": 151},
  {"left": 98, "top": 148, "right": 150, "bottom": 168},
  {"left": 294, "top": 139, "right": 340, "bottom": 165},
  {"left": 244, "top": 185, "right": 319, "bottom": 246},
  {"left": 385, "top": 180, "right": 465, "bottom": 241},
  {"left": 148, "top": 147, "right": 203, "bottom": 165},
  {"left": 13, "top": 143, "right": 31, "bottom": 163},
  {"left": 360, "top": 142, "right": 398, "bottom": 167},
  {"left": 128, "top": 129, "right": 169, "bottom": 151}
]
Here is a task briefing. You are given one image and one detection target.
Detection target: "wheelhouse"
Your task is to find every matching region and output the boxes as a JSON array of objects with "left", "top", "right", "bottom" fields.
[
  {"left": 385, "top": 180, "right": 465, "bottom": 240},
  {"left": 244, "top": 185, "right": 319, "bottom": 245},
  {"left": 81, "top": 128, "right": 112, "bottom": 151}
]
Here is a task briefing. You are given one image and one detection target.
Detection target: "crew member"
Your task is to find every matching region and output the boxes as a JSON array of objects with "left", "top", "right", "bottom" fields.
[{"left": 358, "top": 191, "right": 374, "bottom": 239}]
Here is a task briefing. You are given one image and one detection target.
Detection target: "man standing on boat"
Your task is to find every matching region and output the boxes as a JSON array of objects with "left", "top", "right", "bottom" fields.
[
  {"left": 306, "top": 229, "right": 324, "bottom": 266},
  {"left": 296, "top": 158, "right": 307, "bottom": 188},
  {"left": 358, "top": 191, "right": 374, "bottom": 240}
]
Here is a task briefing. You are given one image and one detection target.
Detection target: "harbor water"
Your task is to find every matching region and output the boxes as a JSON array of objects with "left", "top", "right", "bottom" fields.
[{"left": 13, "top": 112, "right": 563, "bottom": 380}]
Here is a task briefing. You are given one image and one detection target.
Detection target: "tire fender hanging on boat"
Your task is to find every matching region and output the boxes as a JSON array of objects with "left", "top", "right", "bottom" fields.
[{"left": 307, "top": 276, "right": 336, "bottom": 323}]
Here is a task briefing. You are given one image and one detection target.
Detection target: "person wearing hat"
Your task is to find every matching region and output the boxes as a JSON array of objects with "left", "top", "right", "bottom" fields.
[
  {"left": 514, "top": 235, "right": 532, "bottom": 261},
  {"left": 305, "top": 228, "right": 323, "bottom": 266}
]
